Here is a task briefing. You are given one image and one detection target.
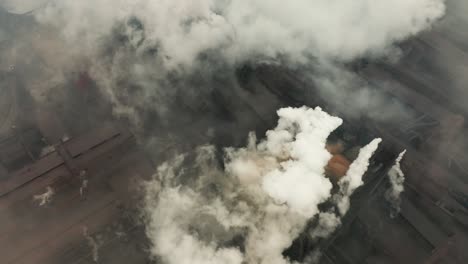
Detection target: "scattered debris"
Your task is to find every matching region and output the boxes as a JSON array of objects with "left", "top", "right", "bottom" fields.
[
  {"left": 61, "top": 134, "right": 70, "bottom": 142},
  {"left": 83, "top": 226, "right": 100, "bottom": 263},
  {"left": 40, "top": 145, "right": 56, "bottom": 156},
  {"left": 33, "top": 186, "right": 55, "bottom": 206},
  {"left": 79, "top": 170, "right": 89, "bottom": 197},
  {"left": 80, "top": 179, "right": 89, "bottom": 197}
]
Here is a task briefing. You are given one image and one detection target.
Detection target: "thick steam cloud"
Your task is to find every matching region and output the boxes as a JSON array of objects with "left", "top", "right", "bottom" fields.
[
  {"left": 143, "top": 106, "right": 381, "bottom": 264},
  {"left": 0, "top": 1, "right": 440, "bottom": 263},
  {"left": 35, "top": 0, "right": 446, "bottom": 67},
  {"left": 24, "top": 0, "right": 446, "bottom": 126},
  {"left": 1, "top": 0, "right": 443, "bottom": 128}
]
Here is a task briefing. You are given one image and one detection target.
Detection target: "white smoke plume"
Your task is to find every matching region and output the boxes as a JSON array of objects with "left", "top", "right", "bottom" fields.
[
  {"left": 33, "top": 0, "right": 445, "bottom": 67},
  {"left": 335, "top": 138, "right": 382, "bottom": 216},
  {"left": 0, "top": 0, "right": 49, "bottom": 14},
  {"left": 0, "top": 0, "right": 445, "bottom": 129},
  {"left": 15, "top": 0, "right": 443, "bottom": 128},
  {"left": 143, "top": 106, "right": 380, "bottom": 264},
  {"left": 308, "top": 138, "right": 381, "bottom": 242},
  {"left": 309, "top": 212, "right": 342, "bottom": 240},
  {"left": 385, "top": 150, "right": 407, "bottom": 217},
  {"left": 258, "top": 107, "right": 342, "bottom": 217}
]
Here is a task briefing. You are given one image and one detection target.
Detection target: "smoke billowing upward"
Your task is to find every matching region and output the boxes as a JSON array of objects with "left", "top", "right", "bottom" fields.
[
  {"left": 13, "top": 0, "right": 443, "bottom": 129},
  {"left": 143, "top": 106, "right": 380, "bottom": 264},
  {"left": 308, "top": 138, "right": 381, "bottom": 243},
  {"left": 34, "top": 0, "right": 445, "bottom": 65},
  {"left": 0, "top": 0, "right": 446, "bottom": 135},
  {"left": 385, "top": 150, "right": 407, "bottom": 217},
  {"left": 0, "top": 0, "right": 446, "bottom": 263}
]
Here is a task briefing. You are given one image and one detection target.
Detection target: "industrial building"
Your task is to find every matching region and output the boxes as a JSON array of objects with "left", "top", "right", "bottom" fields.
[{"left": 0, "top": 1, "right": 467, "bottom": 264}]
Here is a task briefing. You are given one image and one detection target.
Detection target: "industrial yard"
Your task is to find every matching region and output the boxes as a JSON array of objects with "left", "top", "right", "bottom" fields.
[{"left": 0, "top": 0, "right": 467, "bottom": 263}]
